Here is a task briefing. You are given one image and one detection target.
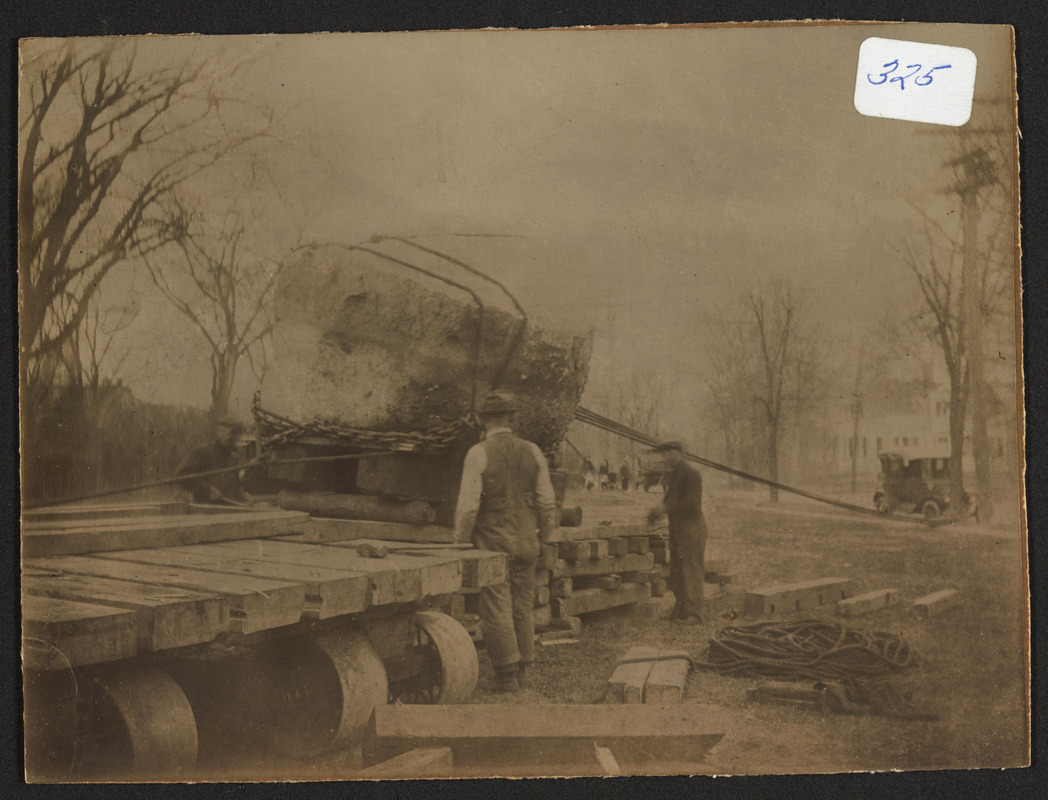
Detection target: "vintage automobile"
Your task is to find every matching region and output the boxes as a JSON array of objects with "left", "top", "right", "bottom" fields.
[{"left": 873, "top": 452, "right": 970, "bottom": 519}]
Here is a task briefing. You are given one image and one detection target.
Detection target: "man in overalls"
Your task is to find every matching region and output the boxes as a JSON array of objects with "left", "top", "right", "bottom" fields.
[{"left": 454, "top": 391, "right": 557, "bottom": 692}]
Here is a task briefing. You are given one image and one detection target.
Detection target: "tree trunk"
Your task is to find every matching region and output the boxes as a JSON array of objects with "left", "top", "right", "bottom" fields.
[
  {"left": 767, "top": 415, "right": 780, "bottom": 502},
  {"left": 962, "top": 195, "right": 992, "bottom": 522},
  {"left": 948, "top": 373, "right": 968, "bottom": 516}
]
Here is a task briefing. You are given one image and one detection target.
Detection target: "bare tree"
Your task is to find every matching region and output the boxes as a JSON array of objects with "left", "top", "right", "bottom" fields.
[
  {"left": 899, "top": 103, "right": 1015, "bottom": 520},
  {"left": 708, "top": 279, "right": 828, "bottom": 501},
  {"left": 145, "top": 199, "right": 281, "bottom": 418},
  {"left": 18, "top": 39, "right": 272, "bottom": 401}
]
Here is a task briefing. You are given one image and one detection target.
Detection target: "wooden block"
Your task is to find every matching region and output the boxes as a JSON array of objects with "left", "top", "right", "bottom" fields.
[
  {"left": 447, "top": 593, "right": 467, "bottom": 618},
  {"left": 645, "top": 658, "right": 690, "bottom": 704},
  {"left": 912, "top": 588, "right": 958, "bottom": 617},
  {"left": 607, "top": 537, "right": 629, "bottom": 557},
  {"left": 539, "top": 637, "right": 579, "bottom": 647},
  {"left": 546, "top": 615, "right": 582, "bottom": 634},
  {"left": 607, "top": 653, "right": 655, "bottom": 704},
  {"left": 575, "top": 574, "right": 621, "bottom": 591},
  {"left": 22, "top": 511, "right": 312, "bottom": 558},
  {"left": 277, "top": 517, "right": 456, "bottom": 545},
  {"left": 539, "top": 543, "right": 559, "bottom": 570},
  {"left": 743, "top": 578, "right": 855, "bottom": 617},
  {"left": 627, "top": 536, "right": 651, "bottom": 555},
  {"left": 534, "top": 568, "right": 551, "bottom": 586},
  {"left": 359, "top": 747, "right": 453, "bottom": 778},
  {"left": 26, "top": 554, "right": 306, "bottom": 635},
  {"left": 652, "top": 549, "right": 670, "bottom": 565},
  {"left": 23, "top": 571, "right": 226, "bottom": 652},
  {"left": 533, "top": 603, "right": 552, "bottom": 630},
  {"left": 747, "top": 682, "right": 829, "bottom": 711},
  {"left": 105, "top": 544, "right": 373, "bottom": 619},
  {"left": 551, "top": 583, "right": 651, "bottom": 617},
  {"left": 534, "top": 586, "right": 551, "bottom": 607},
  {"left": 22, "top": 595, "right": 138, "bottom": 670},
  {"left": 558, "top": 541, "right": 587, "bottom": 562},
  {"left": 651, "top": 578, "right": 669, "bottom": 598},
  {"left": 544, "top": 523, "right": 645, "bottom": 544},
  {"left": 549, "top": 577, "right": 574, "bottom": 598},
  {"left": 649, "top": 536, "right": 669, "bottom": 550},
  {"left": 836, "top": 588, "right": 900, "bottom": 617},
  {"left": 367, "top": 703, "right": 726, "bottom": 776},
  {"left": 397, "top": 548, "right": 506, "bottom": 590},
  {"left": 591, "top": 540, "right": 609, "bottom": 560},
  {"left": 552, "top": 553, "right": 655, "bottom": 579},
  {"left": 536, "top": 628, "right": 578, "bottom": 643}
]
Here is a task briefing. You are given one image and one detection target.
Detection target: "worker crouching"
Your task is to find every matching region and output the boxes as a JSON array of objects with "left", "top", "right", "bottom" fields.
[{"left": 454, "top": 391, "right": 557, "bottom": 692}]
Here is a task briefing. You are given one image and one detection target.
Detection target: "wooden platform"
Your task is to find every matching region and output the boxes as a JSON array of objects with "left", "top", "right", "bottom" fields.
[{"left": 22, "top": 506, "right": 506, "bottom": 670}]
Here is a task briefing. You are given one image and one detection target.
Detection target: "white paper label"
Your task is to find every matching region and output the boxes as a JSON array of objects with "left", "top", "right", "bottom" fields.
[{"left": 854, "top": 37, "right": 977, "bottom": 126}]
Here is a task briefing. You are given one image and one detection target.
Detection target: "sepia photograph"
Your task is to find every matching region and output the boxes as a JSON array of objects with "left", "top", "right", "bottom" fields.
[{"left": 18, "top": 22, "right": 1027, "bottom": 781}]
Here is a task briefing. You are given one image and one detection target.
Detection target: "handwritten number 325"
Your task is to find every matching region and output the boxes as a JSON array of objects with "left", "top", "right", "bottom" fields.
[{"left": 867, "top": 60, "right": 952, "bottom": 90}]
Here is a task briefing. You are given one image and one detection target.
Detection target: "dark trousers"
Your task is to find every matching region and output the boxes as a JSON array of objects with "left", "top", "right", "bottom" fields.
[
  {"left": 478, "top": 556, "right": 536, "bottom": 669},
  {"left": 668, "top": 515, "right": 707, "bottom": 619}
]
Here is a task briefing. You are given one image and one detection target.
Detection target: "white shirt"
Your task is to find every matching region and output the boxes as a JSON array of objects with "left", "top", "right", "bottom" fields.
[{"left": 453, "top": 427, "right": 557, "bottom": 542}]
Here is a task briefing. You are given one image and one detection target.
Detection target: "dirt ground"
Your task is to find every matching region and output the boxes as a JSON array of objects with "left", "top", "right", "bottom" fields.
[{"left": 466, "top": 484, "right": 1030, "bottom": 776}]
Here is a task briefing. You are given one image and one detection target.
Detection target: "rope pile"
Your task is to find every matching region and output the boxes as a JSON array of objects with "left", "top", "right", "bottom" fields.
[{"left": 696, "top": 619, "right": 920, "bottom": 683}]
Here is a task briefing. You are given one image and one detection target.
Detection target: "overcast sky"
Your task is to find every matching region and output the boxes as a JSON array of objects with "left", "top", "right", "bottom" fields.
[{"left": 43, "top": 23, "right": 1016, "bottom": 430}]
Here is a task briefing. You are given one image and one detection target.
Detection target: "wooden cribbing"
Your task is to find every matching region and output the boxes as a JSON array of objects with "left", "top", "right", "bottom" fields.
[
  {"left": 627, "top": 536, "right": 651, "bottom": 555},
  {"left": 549, "top": 577, "right": 574, "bottom": 598},
  {"left": 575, "top": 574, "right": 621, "bottom": 591},
  {"left": 22, "top": 510, "right": 311, "bottom": 558},
  {"left": 607, "top": 537, "right": 629, "bottom": 557},
  {"left": 23, "top": 595, "right": 138, "bottom": 670},
  {"left": 276, "top": 517, "right": 457, "bottom": 545},
  {"left": 534, "top": 568, "right": 551, "bottom": 586},
  {"left": 744, "top": 577, "right": 855, "bottom": 617},
  {"left": 366, "top": 703, "right": 726, "bottom": 777},
  {"left": 544, "top": 523, "right": 646, "bottom": 544},
  {"left": 23, "top": 570, "right": 225, "bottom": 653}
]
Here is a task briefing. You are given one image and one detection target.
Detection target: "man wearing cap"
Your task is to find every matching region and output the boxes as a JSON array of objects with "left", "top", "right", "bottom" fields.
[
  {"left": 176, "top": 414, "right": 249, "bottom": 505},
  {"left": 454, "top": 390, "right": 557, "bottom": 692},
  {"left": 647, "top": 441, "right": 707, "bottom": 623}
]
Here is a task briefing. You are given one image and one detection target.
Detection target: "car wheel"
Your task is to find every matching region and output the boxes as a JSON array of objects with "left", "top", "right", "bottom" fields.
[
  {"left": 874, "top": 494, "right": 890, "bottom": 514},
  {"left": 921, "top": 499, "right": 942, "bottom": 519}
]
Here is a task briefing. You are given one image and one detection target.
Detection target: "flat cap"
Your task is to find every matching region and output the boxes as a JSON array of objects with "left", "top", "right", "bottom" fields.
[{"left": 477, "top": 390, "right": 518, "bottom": 415}]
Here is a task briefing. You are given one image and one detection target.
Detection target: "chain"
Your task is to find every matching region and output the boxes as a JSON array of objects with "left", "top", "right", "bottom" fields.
[{"left": 252, "top": 392, "right": 479, "bottom": 454}]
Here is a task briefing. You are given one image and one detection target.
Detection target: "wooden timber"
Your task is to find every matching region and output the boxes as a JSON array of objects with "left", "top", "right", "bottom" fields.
[
  {"left": 357, "top": 747, "right": 454, "bottom": 778},
  {"left": 101, "top": 545, "right": 373, "bottom": 620},
  {"left": 22, "top": 510, "right": 311, "bottom": 558},
  {"left": 551, "top": 583, "right": 651, "bottom": 617},
  {"left": 23, "top": 595, "right": 138, "bottom": 670},
  {"left": 23, "top": 570, "right": 225, "bottom": 653},
  {"left": 366, "top": 703, "right": 726, "bottom": 777},
  {"left": 545, "top": 523, "right": 646, "bottom": 544},
  {"left": 645, "top": 658, "right": 690, "bottom": 704},
  {"left": 551, "top": 553, "right": 655, "bottom": 579},
  {"left": 276, "top": 517, "right": 456, "bottom": 545},
  {"left": 744, "top": 577, "right": 855, "bottom": 617},
  {"left": 533, "top": 604, "right": 552, "bottom": 630},
  {"left": 22, "top": 501, "right": 189, "bottom": 524},
  {"left": 606, "top": 647, "right": 660, "bottom": 703},
  {"left": 393, "top": 547, "right": 506, "bottom": 590},
  {"left": 25, "top": 554, "right": 308, "bottom": 635}
]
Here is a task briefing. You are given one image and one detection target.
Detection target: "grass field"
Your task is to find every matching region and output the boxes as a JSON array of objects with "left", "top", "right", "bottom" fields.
[{"left": 467, "top": 486, "right": 1029, "bottom": 775}]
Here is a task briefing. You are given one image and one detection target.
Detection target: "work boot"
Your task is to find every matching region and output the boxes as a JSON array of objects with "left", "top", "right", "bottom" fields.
[
  {"left": 517, "top": 662, "right": 532, "bottom": 688},
  {"left": 486, "top": 667, "right": 520, "bottom": 693}
]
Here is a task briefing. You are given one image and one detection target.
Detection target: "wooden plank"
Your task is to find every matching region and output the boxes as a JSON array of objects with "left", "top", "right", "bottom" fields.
[
  {"left": 606, "top": 646, "right": 661, "bottom": 703},
  {"left": 367, "top": 703, "right": 726, "bottom": 776},
  {"left": 22, "top": 501, "right": 189, "bottom": 524},
  {"left": 576, "top": 574, "right": 622, "bottom": 591},
  {"left": 209, "top": 538, "right": 411, "bottom": 605},
  {"left": 546, "top": 616, "right": 582, "bottom": 634},
  {"left": 645, "top": 658, "right": 690, "bottom": 704},
  {"left": 533, "top": 603, "right": 552, "bottom": 630},
  {"left": 534, "top": 569, "right": 551, "bottom": 586},
  {"left": 744, "top": 577, "right": 855, "bottom": 617},
  {"left": 23, "top": 570, "right": 225, "bottom": 652},
  {"left": 359, "top": 747, "right": 453, "bottom": 778},
  {"left": 395, "top": 548, "right": 506, "bottom": 590},
  {"left": 551, "top": 583, "right": 651, "bottom": 617},
  {"left": 534, "top": 586, "right": 551, "bottom": 607},
  {"left": 102, "top": 544, "right": 372, "bottom": 619},
  {"left": 22, "top": 511, "right": 311, "bottom": 558},
  {"left": 25, "top": 555, "right": 306, "bottom": 635},
  {"left": 22, "top": 595, "right": 137, "bottom": 670},
  {"left": 836, "top": 588, "right": 900, "bottom": 617},
  {"left": 627, "top": 536, "right": 651, "bottom": 555},
  {"left": 551, "top": 553, "right": 655, "bottom": 579},
  {"left": 913, "top": 588, "right": 958, "bottom": 617},
  {"left": 558, "top": 540, "right": 590, "bottom": 562},
  {"left": 276, "top": 517, "right": 456, "bottom": 545},
  {"left": 544, "top": 523, "right": 646, "bottom": 543},
  {"left": 320, "top": 543, "right": 463, "bottom": 599}
]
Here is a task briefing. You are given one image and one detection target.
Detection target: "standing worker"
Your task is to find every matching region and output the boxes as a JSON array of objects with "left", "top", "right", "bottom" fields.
[
  {"left": 619, "top": 462, "right": 632, "bottom": 492},
  {"left": 454, "top": 391, "right": 557, "bottom": 692},
  {"left": 177, "top": 414, "right": 250, "bottom": 505},
  {"left": 646, "top": 441, "right": 707, "bottom": 624}
]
